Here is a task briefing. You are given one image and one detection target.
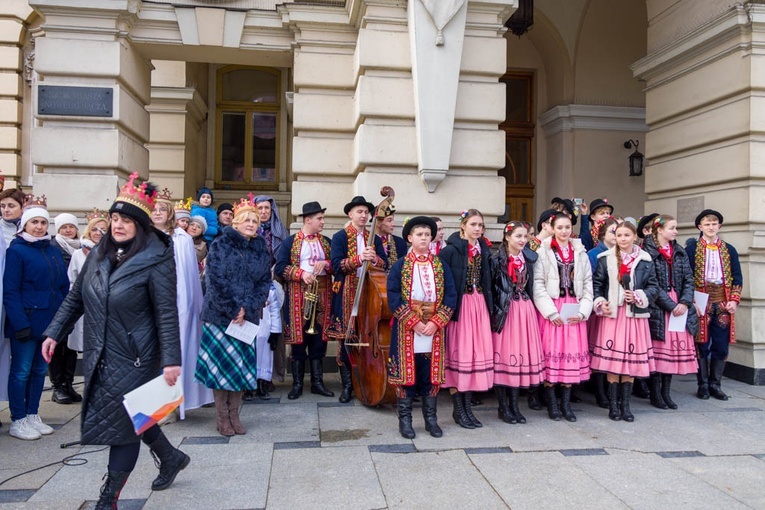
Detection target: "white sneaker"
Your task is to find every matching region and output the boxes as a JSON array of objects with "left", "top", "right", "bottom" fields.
[
  {"left": 9, "top": 417, "right": 42, "bottom": 440},
  {"left": 26, "top": 414, "right": 54, "bottom": 435}
]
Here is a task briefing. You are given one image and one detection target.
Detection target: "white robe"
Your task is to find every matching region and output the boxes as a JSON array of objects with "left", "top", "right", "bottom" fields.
[
  {"left": 0, "top": 235, "right": 8, "bottom": 401},
  {"left": 173, "top": 228, "right": 212, "bottom": 418},
  {"left": 66, "top": 248, "right": 89, "bottom": 351},
  {"left": 256, "top": 282, "right": 284, "bottom": 381}
]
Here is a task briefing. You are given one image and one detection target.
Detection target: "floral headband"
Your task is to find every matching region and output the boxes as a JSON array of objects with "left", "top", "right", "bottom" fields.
[
  {"left": 459, "top": 209, "right": 469, "bottom": 221},
  {"left": 653, "top": 216, "right": 666, "bottom": 228},
  {"left": 504, "top": 221, "right": 524, "bottom": 233}
]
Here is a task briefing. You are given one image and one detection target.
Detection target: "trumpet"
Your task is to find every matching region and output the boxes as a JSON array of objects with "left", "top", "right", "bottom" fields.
[{"left": 303, "top": 279, "right": 319, "bottom": 335}]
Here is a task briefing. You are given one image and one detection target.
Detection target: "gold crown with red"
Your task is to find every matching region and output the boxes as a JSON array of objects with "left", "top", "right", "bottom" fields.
[
  {"left": 155, "top": 187, "right": 173, "bottom": 203},
  {"left": 86, "top": 208, "right": 109, "bottom": 222},
  {"left": 114, "top": 172, "right": 157, "bottom": 215},
  {"left": 233, "top": 192, "right": 257, "bottom": 217},
  {"left": 23, "top": 194, "right": 47, "bottom": 210}
]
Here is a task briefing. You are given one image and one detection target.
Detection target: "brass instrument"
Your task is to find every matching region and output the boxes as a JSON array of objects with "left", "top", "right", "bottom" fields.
[{"left": 303, "top": 279, "right": 319, "bottom": 335}]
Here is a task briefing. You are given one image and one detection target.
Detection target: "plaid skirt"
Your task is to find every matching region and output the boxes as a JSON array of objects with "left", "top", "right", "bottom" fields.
[{"left": 195, "top": 322, "right": 258, "bottom": 391}]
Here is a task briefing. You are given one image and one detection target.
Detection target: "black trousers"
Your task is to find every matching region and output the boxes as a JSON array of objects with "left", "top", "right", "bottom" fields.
[
  {"left": 290, "top": 332, "right": 328, "bottom": 362},
  {"left": 48, "top": 340, "right": 77, "bottom": 387},
  {"left": 396, "top": 353, "right": 437, "bottom": 398},
  {"left": 108, "top": 425, "right": 161, "bottom": 473}
]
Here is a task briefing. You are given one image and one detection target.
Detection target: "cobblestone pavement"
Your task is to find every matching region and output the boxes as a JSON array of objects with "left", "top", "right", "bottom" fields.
[{"left": 1, "top": 374, "right": 764, "bottom": 509}]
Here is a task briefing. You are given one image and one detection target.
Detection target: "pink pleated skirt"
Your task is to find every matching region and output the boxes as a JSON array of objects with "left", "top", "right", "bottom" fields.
[
  {"left": 538, "top": 295, "right": 591, "bottom": 384},
  {"left": 591, "top": 304, "right": 656, "bottom": 377},
  {"left": 444, "top": 292, "right": 494, "bottom": 392},
  {"left": 492, "top": 298, "right": 545, "bottom": 388},
  {"left": 652, "top": 290, "right": 699, "bottom": 375}
]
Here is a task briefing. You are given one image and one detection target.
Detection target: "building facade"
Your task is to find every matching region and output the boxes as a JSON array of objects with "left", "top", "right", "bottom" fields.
[{"left": 1, "top": 0, "right": 763, "bottom": 383}]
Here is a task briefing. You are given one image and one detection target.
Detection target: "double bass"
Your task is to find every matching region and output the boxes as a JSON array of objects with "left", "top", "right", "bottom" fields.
[{"left": 343, "top": 187, "right": 397, "bottom": 406}]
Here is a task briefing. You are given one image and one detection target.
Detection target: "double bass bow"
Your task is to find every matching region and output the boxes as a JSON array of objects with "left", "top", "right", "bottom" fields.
[{"left": 342, "top": 186, "right": 397, "bottom": 406}]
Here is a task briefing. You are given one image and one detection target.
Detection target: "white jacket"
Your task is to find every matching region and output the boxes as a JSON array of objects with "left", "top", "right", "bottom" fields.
[{"left": 533, "top": 237, "right": 593, "bottom": 320}]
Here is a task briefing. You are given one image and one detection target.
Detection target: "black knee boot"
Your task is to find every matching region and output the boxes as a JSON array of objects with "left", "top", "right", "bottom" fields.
[
  {"left": 527, "top": 386, "right": 543, "bottom": 410},
  {"left": 288, "top": 360, "right": 305, "bottom": 400},
  {"left": 608, "top": 382, "right": 620, "bottom": 421},
  {"left": 463, "top": 391, "right": 482, "bottom": 427},
  {"left": 633, "top": 377, "right": 649, "bottom": 399},
  {"left": 593, "top": 372, "right": 609, "bottom": 409},
  {"left": 397, "top": 397, "right": 415, "bottom": 439},
  {"left": 709, "top": 359, "right": 729, "bottom": 401},
  {"left": 338, "top": 364, "right": 353, "bottom": 403},
  {"left": 661, "top": 374, "right": 678, "bottom": 409},
  {"left": 650, "top": 373, "right": 668, "bottom": 409},
  {"left": 560, "top": 386, "right": 576, "bottom": 422},
  {"left": 146, "top": 432, "right": 191, "bottom": 491},
  {"left": 451, "top": 392, "right": 475, "bottom": 429},
  {"left": 509, "top": 387, "right": 525, "bottom": 424},
  {"left": 95, "top": 470, "right": 130, "bottom": 510},
  {"left": 544, "top": 385, "right": 561, "bottom": 421},
  {"left": 422, "top": 396, "right": 442, "bottom": 438},
  {"left": 620, "top": 382, "right": 635, "bottom": 422},
  {"left": 495, "top": 387, "right": 516, "bottom": 424},
  {"left": 309, "top": 359, "right": 335, "bottom": 397},
  {"left": 696, "top": 358, "right": 710, "bottom": 399}
]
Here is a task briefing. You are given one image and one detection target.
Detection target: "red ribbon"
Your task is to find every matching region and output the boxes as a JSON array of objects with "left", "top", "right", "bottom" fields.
[{"left": 508, "top": 256, "right": 523, "bottom": 283}]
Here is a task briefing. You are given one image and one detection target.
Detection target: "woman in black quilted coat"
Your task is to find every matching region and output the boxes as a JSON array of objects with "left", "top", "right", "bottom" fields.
[{"left": 43, "top": 176, "right": 190, "bottom": 510}]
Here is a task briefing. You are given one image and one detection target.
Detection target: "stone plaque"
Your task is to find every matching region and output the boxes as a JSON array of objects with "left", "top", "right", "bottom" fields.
[
  {"left": 38, "top": 86, "right": 113, "bottom": 117},
  {"left": 677, "top": 196, "right": 704, "bottom": 224}
]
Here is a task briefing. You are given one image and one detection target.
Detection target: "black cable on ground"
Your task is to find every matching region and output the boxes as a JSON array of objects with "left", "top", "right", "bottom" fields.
[{"left": 0, "top": 445, "right": 108, "bottom": 488}]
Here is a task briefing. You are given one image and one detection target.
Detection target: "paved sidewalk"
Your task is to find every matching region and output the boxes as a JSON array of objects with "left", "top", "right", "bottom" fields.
[{"left": 1, "top": 374, "right": 764, "bottom": 509}]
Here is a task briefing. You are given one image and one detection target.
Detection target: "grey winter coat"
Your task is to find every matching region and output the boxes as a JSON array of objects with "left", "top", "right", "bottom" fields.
[
  {"left": 642, "top": 236, "right": 699, "bottom": 340},
  {"left": 44, "top": 230, "right": 181, "bottom": 445}
]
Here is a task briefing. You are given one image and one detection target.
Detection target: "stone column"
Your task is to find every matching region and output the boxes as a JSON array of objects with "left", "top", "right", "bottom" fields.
[
  {"left": 0, "top": 1, "right": 34, "bottom": 188},
  {"left": 28, "top": 0, "right": 151, "bottom": 213},
  {"left": 634, "top": 2, "right": 765, "bottom": 383},
  {"left": 146, "top": 60, "right": 208, "bottom": 199}
]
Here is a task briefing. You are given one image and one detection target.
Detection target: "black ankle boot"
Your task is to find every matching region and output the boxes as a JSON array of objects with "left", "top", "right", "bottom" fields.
[
  {"left": 697, "top": 358, "right": 710, "bottom": 399},
  {"left": 256, "top": 379, "right": 271, "bottom": 400},
  {"left": 288, "top": 360, "right": 305, "bottom": 400},
  {"left": 451, "top": 392, "right": 475, "bottom": 429},
  {"left": 661, "top": 374, "right": 678, "bottom": 409},
  {"left": 65, "top": 382, "right": 82, "bottom": 403},
  {"left": 309, "top": 359, "right": 335, "bottom": 397},
  {"left": 650, "top": 373, "right": 668, "bottom": 409},
  {"left": 422, "top": 395, "right": 442, "bottom": 437},
  {"left": 527, "top": 386, "right": 543, "bottom": 410},
  {"left": 495, "top": 387, "right": 516, "bottom": 424},
  {"left": 608, "top": 382, "right": 620, "bottom": 421},
  {"left": 560, "top": 386, "right": 576, "bottom": 422},
  {"left": 620, "top": 382, "right": 635, "bottom": 422},
  {"left": 397, "top": 397, "right": 415, "bottom": 439},
  {"left": 95, "top": 470, "right": 130, "bottom": 510},
  {"left": 509, "top": 387, "right": 525, "bottom": 424},
  {"left": 147, "top": 432, "right": 191, "bottom": 491},
  {"left": 544, "top": 385, "right": 561, "bottom": 421},
  {"left": 338, "top": 364, "right": 353, "bottom": 403},
  {"left": 52, "top": 386, "right": 73, "bottom": 405},
  {"left": 709, "top": 359, "right": 729, "bottom": 401},
  {"left": 463, "top": 391, "right": 482, "bottom": 427},
  {"left": 593, "top": 373, "right": 609, "bottom": 409}
]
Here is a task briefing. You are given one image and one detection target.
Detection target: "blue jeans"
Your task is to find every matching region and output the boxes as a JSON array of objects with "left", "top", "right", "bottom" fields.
[{"left": 8, "top": 337, "right": 48, "bottom": 421}]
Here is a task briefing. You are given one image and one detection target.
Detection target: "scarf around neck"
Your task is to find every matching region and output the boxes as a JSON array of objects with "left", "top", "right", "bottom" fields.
[
  {"left": 55, "top": 233, "right": 81, "bottom": 256},
  {"left": 20, "top": 232, "right": 51, "bottom": 243}
]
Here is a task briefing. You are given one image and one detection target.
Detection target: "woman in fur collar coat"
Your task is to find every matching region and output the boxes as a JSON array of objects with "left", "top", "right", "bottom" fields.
[
  {"left": 591, "top": 222, "right": 659, "bottom": 422},
  {"left": 533, "top": 214, "right": 593, "bottom": 423}
]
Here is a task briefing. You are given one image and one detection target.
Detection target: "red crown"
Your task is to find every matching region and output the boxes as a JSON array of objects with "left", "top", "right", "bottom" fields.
[
  {"left": 86, "top": 208, "right": 109, "bottom": 222},
  {"left": 155, "top": 187, "right": 173, "bottom": 203},
  {"left": 233, "top": 192, "right": 257, "bottom": 217},
  {"left": 23, "top": 194, "right": 47, "bottom": 210},
  {"left": 114, "top": 172, "right": 157, "bottom": 216}
]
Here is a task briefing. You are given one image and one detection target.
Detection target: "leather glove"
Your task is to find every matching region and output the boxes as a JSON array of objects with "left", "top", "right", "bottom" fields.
[
  {"left": 268, "top": 333, "right": 279, "bottom": 351},
  {"left": 15, "top": 327, "right": 32, "bottom": 342}
]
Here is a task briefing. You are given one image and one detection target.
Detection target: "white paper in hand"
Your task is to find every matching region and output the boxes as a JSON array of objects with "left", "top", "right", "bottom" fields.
[
  {"left": 667, "top": 310, "right": 688, "bottom": 332},
  {"left": 559, "top": 303, "right": 581, "bottom": 322},
  {"left": 694, "top": 291, "right": 709, "bottom": 316},
  {"left": 225, "top": 320, "right": 259, "bottom": 345}
]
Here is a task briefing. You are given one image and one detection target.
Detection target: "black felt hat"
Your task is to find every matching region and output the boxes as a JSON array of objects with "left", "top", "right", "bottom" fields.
[
  {"left": 402, "top": 216, "right": 437, "bottom": 240},
  {"left": 536, "top": 208, "right": 559, "bottom": 233},
  {"left": 299, "top": 201, "right": 327, "bottom": 217},
  {"left": 551, "top": 197, "right": 578, "bottom": 226},
  {"left": 343, "top": 196, "right": 375, "bottom": 215},
  {"left": 695, "top": 209, "right": 724, "bottom": 228},
  {"left": 636, "top": 213, "right": 659, "bottom": 239},
  {"left": 589, "top": 198, "right": 614, "bottom": 218}
]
